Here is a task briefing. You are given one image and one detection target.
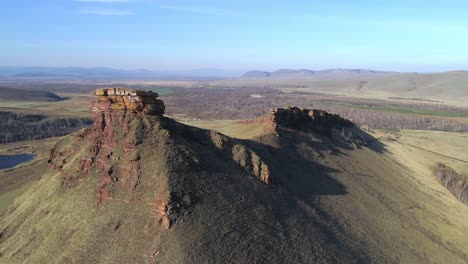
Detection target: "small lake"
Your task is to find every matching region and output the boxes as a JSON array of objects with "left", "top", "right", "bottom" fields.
[{"left": 0, "top": 154, "right": 35, "bottom": 170}]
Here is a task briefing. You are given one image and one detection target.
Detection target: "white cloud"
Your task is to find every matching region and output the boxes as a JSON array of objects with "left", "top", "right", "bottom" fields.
[{"left": 79, "top": 7, "right": 134, "bottom": 15}]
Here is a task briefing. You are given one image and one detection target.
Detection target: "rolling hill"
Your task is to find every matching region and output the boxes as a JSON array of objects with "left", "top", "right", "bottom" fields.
[
  {"left": 0, "top": 87, "right": 66, "bottom": 102},
  {"left": 241, "top": 68, "right": 395, "bottom": 78},
  {"left": 217, "top": 70, "right": 468, "bottom": 105},
  {"left": 0, "top": 66, "right": 245, "bottom": 79}
]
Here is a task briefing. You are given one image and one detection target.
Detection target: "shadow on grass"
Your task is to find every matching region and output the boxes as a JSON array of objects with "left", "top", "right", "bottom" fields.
[
  {"left": 167, "top": 116, "right": 388, "bottom": 201},
  {"left": 241, "top": 126, "right": 388, "bottom": 199}
]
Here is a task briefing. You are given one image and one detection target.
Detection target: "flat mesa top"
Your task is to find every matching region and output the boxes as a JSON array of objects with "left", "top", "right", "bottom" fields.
[{"left": 95, "top": 88, "right": 159, "bottom": 98}]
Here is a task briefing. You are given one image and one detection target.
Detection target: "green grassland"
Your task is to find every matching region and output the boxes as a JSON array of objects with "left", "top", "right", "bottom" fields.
[
  {"left": 0, "top": 182, "right": 34, "bottom": 214},
  {"left": 318, "top": 100, "right": 468, "bottom": 118},
  {"left": 0, "top": 137, "right": 59, "bottom": 215}
]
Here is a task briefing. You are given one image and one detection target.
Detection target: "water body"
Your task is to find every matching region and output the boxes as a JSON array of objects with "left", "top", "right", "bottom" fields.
[{"left": 0, "top": 154, "right": 35, "bottom": 170}]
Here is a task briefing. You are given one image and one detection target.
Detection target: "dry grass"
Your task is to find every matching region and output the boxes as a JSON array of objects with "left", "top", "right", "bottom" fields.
[
  {"left": 373, "top": 130, "right": 468, "bottom": 258},
  {"left": 177, "top": 119, "right": 270, "bottom": 139},
  {"left": 0, "top": 93, "right": 94, "bottom": 118},
  {"left": 213, "top": 72, "right": 468, "bottom": 107},
  {"left": 390, "top": 130, "right": 468, "bottom": 174}
]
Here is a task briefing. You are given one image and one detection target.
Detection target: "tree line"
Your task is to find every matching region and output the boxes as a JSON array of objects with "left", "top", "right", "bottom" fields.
[
  {"left": 0, "top": 112, "right": 92, "bottom": 143},
  {"left": 163, "top": 87, "right": 468, "bottom": 132}
]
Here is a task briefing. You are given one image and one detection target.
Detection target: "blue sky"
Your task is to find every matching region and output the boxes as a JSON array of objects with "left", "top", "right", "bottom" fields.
[{"left": 1, "top": 0, "right": 468, "bottom": 72}]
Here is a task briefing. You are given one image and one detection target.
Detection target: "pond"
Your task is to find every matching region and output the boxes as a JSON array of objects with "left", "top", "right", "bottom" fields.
[{"left": 0, "top": 154, "right": 35, "bottom": 170}]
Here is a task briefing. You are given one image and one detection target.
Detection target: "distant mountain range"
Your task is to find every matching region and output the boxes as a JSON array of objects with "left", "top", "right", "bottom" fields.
[
  {"left": 0, "top": 67, "right": 399, "bottom": 79},
  {"left": 0, "top": 67, "right": 246, "bottom": 79},
  {"left": 242, "top": 69, "right": 397, "bottom": 78}
]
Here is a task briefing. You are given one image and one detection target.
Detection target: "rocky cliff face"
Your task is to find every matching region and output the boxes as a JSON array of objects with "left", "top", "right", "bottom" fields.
[
  {"left": 50, "top": 88, "right": 167, "bottom": 208},
  {"left": 433, "top": 163, "right": 468, "bottom": 205},
  {"left": 38, "top": 88, "right": 278, "bottom": 262},
  {"left": 92, "top": 87, "right": 165, "bottom": 115},
  {"left": 48, "top": 88, "right": 271, "bottom": 216},
  {"left": 262, "top": 107, "right": 376, "bottom": 151},
  {"left": 269, "top": 107, "right": 354, "bottom": 132}
]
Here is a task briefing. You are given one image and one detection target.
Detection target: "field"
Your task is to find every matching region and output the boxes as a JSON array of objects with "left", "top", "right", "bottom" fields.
[
  {"left": 213, "top": 71, "right": 468, "bottom": 107},
  {"left": 0, "top": 93, "right": 93, "bottom": 118},
  {"left": 389, "top": 130, "right": 468, "bottom": 176}
]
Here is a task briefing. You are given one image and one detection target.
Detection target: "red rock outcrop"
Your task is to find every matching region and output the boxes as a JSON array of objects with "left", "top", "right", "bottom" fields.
[
  {"left": 269, "top": 107, "right": 354, "bottom": 132},
  {"left": 92, "top": 87, "right": 165, "bottom": 115},
  {"left": 49, "top": 88, "right": 166, "bottom": 207}
]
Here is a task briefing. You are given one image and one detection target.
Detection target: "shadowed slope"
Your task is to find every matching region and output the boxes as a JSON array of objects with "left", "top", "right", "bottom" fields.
[
  {"left": 1, "top": 105, "right": 467, "bottom": 263},
  {"left": 0, "top": 109, "right": 370, "bottom": 263},
  {"left": 187, "top": 117, "right": 468, "bottom": 264}
]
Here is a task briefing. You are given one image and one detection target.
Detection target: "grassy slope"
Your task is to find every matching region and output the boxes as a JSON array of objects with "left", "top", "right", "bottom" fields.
[
  {"left": 319, "top": 146, "right": 467, "bottom": 263},
  {"left": 177, "top": 119, "right": 271, "bottom": 139},
  {"left": 0, "top": 118, "right": 171, "bottom": 263},
  {"left": 0, "top": 116, "right": 368, "bottom": 263},
  {"left": 394, "top": 130, "right": 468, "bottom": 173},
  {"left": 190, "top": 120, "right": 468, "bottom": 263},
  {"left": 381, "top": 131, "right": 468, "bottom": 252},
  {"left": 0, "top": 117, "right": 467, "bottom": 263},
  {"left": 0, "top": 138, "right": 59, "bottom": 215}
]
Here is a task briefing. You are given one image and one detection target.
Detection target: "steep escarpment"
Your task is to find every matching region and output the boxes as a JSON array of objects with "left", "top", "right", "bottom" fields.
[
  {"left": 269, "top": 107, "right": 353, "bottom": 131},
  {"left": 259, "top": 107, "right": 374, "bottom": 151},
  {"left": 0, "top": 90, "right": 174, "bottom": 263},
  {"left": 1, "top": 89, "right": 467, "bottom": 264},
  {"left": 0, "top": 90, "right": 368, "bottom": 263}
]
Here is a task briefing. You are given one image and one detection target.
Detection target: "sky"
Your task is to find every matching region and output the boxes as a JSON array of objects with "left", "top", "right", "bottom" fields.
[{"left": 1, "top": 0, "right": 468, "bottom": 72}]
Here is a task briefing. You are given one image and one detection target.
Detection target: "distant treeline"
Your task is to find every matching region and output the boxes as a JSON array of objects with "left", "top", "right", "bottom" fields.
[
  {"left": 163, "top": 88, "right": 468, "bottom": 132},
  {"left": 313, "top": 104, "right": 468, "bottom": 132},
  {"left": 0, "top": 112, "right": 92, "bottom": 143}
]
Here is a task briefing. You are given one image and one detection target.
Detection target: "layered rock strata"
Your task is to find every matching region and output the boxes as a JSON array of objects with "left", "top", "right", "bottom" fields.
[{"left": 92, "top": 88, "right": 165, "bottom": 115}]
